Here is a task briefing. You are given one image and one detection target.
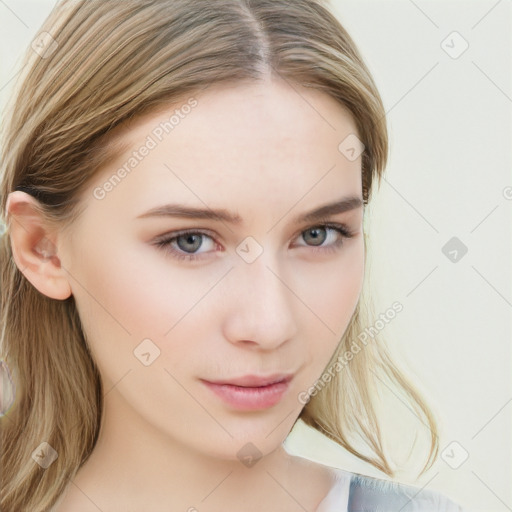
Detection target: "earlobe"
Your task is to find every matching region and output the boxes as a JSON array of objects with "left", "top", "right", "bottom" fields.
[{"left": 5, "top": 191, "right": 72, "bottom": 300}]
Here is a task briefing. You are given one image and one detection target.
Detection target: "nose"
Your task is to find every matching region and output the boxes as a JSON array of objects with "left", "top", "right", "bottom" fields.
[{"left": 221, "top": 255, "right": 298, "bottom": 351}]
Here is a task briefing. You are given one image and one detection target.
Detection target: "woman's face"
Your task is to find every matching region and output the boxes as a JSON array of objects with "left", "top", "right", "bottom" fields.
[{"left": 59, "top": 78, "right": 365, "bottom": 460}]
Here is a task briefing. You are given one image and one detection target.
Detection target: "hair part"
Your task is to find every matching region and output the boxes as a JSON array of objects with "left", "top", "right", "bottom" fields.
[{"left": 0, "top": 1, "right": 437, "bottom": 510}]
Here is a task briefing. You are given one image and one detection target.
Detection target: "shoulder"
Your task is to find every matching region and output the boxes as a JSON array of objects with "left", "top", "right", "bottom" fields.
[{"left": 346, "top": 471, "right": 465, "bottom": 511}]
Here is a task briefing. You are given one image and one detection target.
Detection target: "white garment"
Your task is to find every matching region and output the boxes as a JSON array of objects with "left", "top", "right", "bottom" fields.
[{"left": 316, "top": 467, "right": 351, "bottom": 511}]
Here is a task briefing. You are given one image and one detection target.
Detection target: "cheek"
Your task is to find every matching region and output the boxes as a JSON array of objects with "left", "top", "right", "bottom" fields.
[
  {"left": 294, "top": 238, "right": 364, "bottom": 339},
  {"left": 68, "top": 235, "right": 240, "bottom": 392},
  {"left": 300, "top": 242, "right": 364, "bottom": 378},
  {"left": 72, "top": 234, "right": 224, "bottom": 337}
]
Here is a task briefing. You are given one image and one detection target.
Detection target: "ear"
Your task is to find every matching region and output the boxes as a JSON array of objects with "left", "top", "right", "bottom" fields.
[{"left": 5, "top": 191, "right": 72, "bottom": 300}]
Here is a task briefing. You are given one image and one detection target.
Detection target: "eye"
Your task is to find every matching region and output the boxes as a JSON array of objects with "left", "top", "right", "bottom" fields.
[
  {"left": 152, "top": 223, "right": 355, "bottom": 262},
  {"left": 152, "top": 230, "right": 217, "bottom": 262},
  {"left": 294, "top": 223, "right": 355, "bottom": 254}
]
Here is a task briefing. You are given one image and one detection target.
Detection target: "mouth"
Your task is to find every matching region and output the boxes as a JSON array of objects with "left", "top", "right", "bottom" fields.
[{"left": 200, "top": 373, "right": 294, "bottom": 410}]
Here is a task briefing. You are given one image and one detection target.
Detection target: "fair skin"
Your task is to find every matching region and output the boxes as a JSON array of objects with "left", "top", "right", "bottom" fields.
[{"left": 7, "top": 78, "right": 364, "bottom": 511}]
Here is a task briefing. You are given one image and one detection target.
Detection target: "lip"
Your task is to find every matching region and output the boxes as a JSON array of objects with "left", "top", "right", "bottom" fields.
[
  {"left": 205, "top": 373, "right": 293, "bottom": 387},
  {"left": 200, "top": 374, "right": 293, "bottom": 411}
]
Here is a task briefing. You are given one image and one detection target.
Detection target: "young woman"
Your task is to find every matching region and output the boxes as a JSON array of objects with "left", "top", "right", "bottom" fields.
[{"left": 0, "top": 1, "right": 465, "bottom": 510}]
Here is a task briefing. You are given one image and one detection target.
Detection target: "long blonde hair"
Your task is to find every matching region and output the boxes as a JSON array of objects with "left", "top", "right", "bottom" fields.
[{"left": 0, "top": 1, "right": 438, "bottom": 510}]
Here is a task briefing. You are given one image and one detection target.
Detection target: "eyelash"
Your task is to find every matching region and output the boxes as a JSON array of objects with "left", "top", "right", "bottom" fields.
[{"left": 152, "top": 223, "right": 356, "bottom": 262}]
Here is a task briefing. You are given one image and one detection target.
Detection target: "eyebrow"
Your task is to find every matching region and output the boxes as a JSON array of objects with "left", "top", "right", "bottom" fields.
[{"left": 136, "top": 196, "right": 363, "bottom": 225}]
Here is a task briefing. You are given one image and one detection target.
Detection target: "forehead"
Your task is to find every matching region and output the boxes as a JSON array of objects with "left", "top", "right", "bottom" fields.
[{"left": 81, "top": 79, "right": 362, "bottom": 224}]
